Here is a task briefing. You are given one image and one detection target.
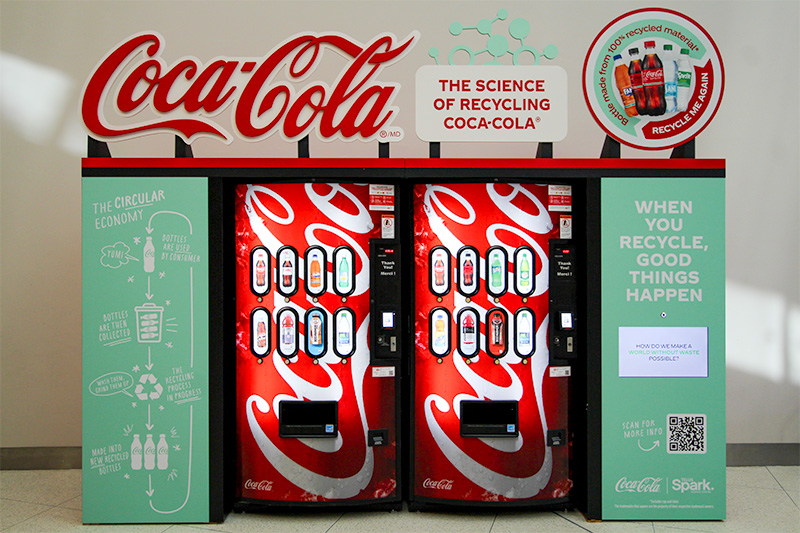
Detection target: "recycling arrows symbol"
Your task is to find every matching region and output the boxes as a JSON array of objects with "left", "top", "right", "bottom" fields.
[{"left": 135, "top": 373, "right": 163, "bottom": 401}]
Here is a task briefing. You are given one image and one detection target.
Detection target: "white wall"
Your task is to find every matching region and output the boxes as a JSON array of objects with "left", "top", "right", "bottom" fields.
[{"left": 1, "top": 0, "right": 797, "bottom": 447}]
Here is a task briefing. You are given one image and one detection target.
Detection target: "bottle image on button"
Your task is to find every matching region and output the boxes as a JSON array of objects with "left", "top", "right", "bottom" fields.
[
  {"left": 305, "top": 247, "right": 327, "bottom": 296},
  {"left": 458, "top": 307, "right": 479, "bottom": 358},
  {"left": 457, "top": 246, "right": 479, "bottom": 297},
  {"left": 486, "top": 246, "right": 508, "bottom": 297},
  {"left": 277, "top": 246, "right": 298, "bottom": 296},
  {"left": 305, "top": 308, "right": 326, "bottom": 358},
  {"left": 515, "top": 308, "right": 535, "bottom": 358},
  {"left": 487, "top": 308, "right": 508, "bottom": 358},
  {"left": 429, "top": 307, "right": 451, "bottom": 356},
  {"left": 429, "top": 246, "right": 451, "bottom": 296}
]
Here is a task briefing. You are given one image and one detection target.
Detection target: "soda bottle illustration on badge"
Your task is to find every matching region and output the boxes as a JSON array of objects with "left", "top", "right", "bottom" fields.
[
  {"left": 519, "top": 254, "right": 531, "bottom": 288},
  {"left": 662, "top": 44, "right": 678, "bottom": 113},
  {"left": 462, "top": 313, "right": 476, "bottom": 348},
  {"left": 131, "top": 434, "right": 142, "bottom": 470},
  {"left": 309, "top": 314, "right": 323, "bottom": 347},
  {"left": 338, "top": 255, "right": 349, "bottom": 291},
  {"left": 255, "top": 258, "right": 266, "bottom": 288},
  {"left": 613, "top": 54, "right": 638, "bottom": 117},
  {"left": 281, "top": 313, "right": 294, "bottom": 345},
  {"left": 433, "top": 316, "right": 446, "bottom": 351},
  {"left": 642, "top": 40, "right": 666, "bottom": 116},
  {"left": 256, "top": 321, "right": 267, "bottom": 348},
  {"left": 677, "top": 48, "right": 693, "bottom": 112},
  {"left": 433, "top": 258, "right": 445, "bottom": 287},
  {"left": 490, "top": 253, "right": 502, "bottom": 290},
  {"left": 143, "top": 434, "right": 156, "bottom": 471},
  {"left": 282, "top": 259, "right": 292, "bottom": 287},
  {"left": 143, "top": 236, "right": 155, "bottom": 273},
  {"left": 518, "top": 313, "right": 532, "bottom": 349},
  {"left": 309, "top": 253, "right": 322, "bottom": 289},
  {"left": 628, "top": 47, "right": 647, "bottom": 115},
  {"left": 463, "top": 257, "right": 474, "bottom": 286},
  {"left": 157, "top": 434, "right": 168, "bottom": 470},
  {"left": 490, "top": 312, "right": 504, "bottom": 347},
  {"left": 337, "top": 314, "right": 351, "bottom": 350}
]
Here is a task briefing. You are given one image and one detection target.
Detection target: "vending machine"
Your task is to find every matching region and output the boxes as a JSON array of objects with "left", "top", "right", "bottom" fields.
[
  {"left": 233, "top": 173, "right": 405, "bottom": 509},
  {"left": 408, "top": 175, "right": 579, "bottom": 509}
]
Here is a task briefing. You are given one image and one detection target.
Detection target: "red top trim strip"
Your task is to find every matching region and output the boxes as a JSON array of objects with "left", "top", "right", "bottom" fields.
[
  {"left": 82, "top": 158, "right": 405, "bottom": 169},
  {"left": 82, "top": 157, "right": 725, "bottom": 170}
]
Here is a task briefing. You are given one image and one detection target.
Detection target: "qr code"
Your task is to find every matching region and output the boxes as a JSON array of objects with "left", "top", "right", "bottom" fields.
[{"left": 667, "top": 414, "right": 707, "bottom": 454}]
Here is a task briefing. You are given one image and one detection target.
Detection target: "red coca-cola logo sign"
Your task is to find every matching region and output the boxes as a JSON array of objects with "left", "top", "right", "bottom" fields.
[
  {"left": 81, "top": 31, "right": 417, "bottom": 144},
  {"left": 243, "top": 478, "right": 274, "bottom": 492},
  {"left": 422, "top": 478, "right": 454, "bottom": 490}
]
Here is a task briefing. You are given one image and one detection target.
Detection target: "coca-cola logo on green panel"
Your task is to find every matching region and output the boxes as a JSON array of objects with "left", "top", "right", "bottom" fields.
[{"left": 583, "top": 8, "right": 724, "bottom": 150}]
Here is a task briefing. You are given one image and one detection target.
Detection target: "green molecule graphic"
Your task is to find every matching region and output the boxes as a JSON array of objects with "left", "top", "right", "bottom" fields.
[{"left": 429, "top": 8, "right": 559, "bottom": 66}]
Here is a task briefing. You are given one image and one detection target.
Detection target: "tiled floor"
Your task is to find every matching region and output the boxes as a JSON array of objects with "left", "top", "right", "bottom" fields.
[{"left": 1, "top": 467, "right": 798, "bottom": 532}]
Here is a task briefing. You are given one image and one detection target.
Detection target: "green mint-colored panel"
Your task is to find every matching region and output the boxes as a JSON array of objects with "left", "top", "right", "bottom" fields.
[
  {"left": 82, "top": 177, "right": 209, "bottom": 523},
  {"left": 601, "top": 177, "right": 725, "bottom": 520}
]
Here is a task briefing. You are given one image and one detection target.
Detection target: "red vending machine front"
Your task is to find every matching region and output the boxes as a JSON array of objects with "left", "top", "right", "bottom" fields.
[
  {"left": 234, "top": 180, "right": 401, "bottom": 509},
  {"left": 411, "top": 181, "right": 574, "bottom": 508}
]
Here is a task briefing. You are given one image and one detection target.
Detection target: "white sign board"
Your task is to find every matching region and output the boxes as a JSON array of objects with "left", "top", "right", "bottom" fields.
[
  {"left": 619, "top": 326, "right": 709, "bottom": 378},
  {"left": 416, "top": 65, "right": 567, "bottom": 142}
]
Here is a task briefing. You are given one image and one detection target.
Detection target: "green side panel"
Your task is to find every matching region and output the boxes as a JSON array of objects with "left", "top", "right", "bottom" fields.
[
  {"left": 600, "top": 177, "right": 726, "bottom": 520},
  {"left": 82, "top": 177, "right": 209, "bottom": 523}
]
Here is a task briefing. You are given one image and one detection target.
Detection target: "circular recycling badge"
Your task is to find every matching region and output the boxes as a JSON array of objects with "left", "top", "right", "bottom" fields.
[{"left": 583, "top": 8, "right": 724, "bottom": 150}]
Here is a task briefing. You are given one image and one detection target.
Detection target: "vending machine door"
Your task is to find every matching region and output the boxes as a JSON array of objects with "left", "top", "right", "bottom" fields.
[
  {"left": 234, "top": 182, "right": 400, "bottom": 507},
  {"left": 411, "top": 182, "right": 572, "bottom": 507}
]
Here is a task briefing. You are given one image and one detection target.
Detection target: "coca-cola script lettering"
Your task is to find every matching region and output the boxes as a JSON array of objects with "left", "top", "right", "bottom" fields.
[
  {"left": 615, "top": 476, "right": 663, "bottom": 493},
  {"left": 244, "top": 479, "right": 274, "bottom": 492},
  {"left": 422, "top": 478, "right": 454, "bottom": 490},
  {"left": 81, "top": 31, "right": 418, "bottom": 143}
]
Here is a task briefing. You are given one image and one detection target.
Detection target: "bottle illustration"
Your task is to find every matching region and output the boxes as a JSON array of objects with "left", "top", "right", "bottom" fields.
[
  {"left": 677, "top": 48, "right": 693, "bottom": 112},
  {"left": 662, "top": 44, "right": 678, "bottom": 113},
  {"left": 338, "top": 255, "right": 349, "bottom": 290},
  {"left": 433, "top": 316, "right": 446, "bottom": 351},
  {"left": 518, "top": 313, "right": 532, "bottom": 350},
  {"left": 490, "top": 312, "right": 504, "bottom": 347},
  {"left": 642, "top": 40, "right": 666, "bottom": 116},
  {"left": 490, "top": 253, "right": 502, "bottom": 290},
  {"left": 282, "top": 259, "right": 292, "bottom": 287},
  {"left": 131, "top": 434, "right": 142, "bottom": 470},
  {"left": 462, "top": 313, "right": 476, "bottom": 348},
  {"left": 281, "top": 313, "right": 294, "bottom": 346},
  {"left": 628, "top": 47, "right": 646, "bottom": 115},
  {"left": 519, "top": 254, "right": 531, "bottom": 288},
  {"left": 157, "top": 434, "right": 168, "bottom": 470},
  {"left": 143, "top": 434, "right": 156, "bottom": 471},
  {"left": 256, "top": 321, "right": 267, "bottom": 348},
  {"left": 613, "top": 54, "right": 638, "bottom": 117},
  {"left": 255, "top": 258, "right": 266, "bottom": 288},
  {"left": 309, "top": 314, "right": 323, "bottom": 347},
  {"left": 143, "top": 236, "right": 155, "bottom": 273},
  {"left": 309, "top": 253, "right": 322, "bottom": 289},
  {"left": 337, "top": 313, "right": 351, "bottom": 351},
  {"left": 433, "top": 258, "right": 445, "bottom": 287},
  {"left": 463, "top": 257, "right": 474, "bottom": 286}
]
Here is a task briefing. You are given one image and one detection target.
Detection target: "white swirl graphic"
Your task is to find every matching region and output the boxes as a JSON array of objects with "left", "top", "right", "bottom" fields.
[
  {"left": 249, "top": 185, "right": 295, "bottom": 224},
  {"left": 304, "top": 183, "right": 374, "bottom": 233},
  {"left": 246, "top": 317, "right": 374, "bottom": 499},
  {"left": 428, "top": 185, "right": 476, "bottom": 225},
  {"left": 486, "top": 183, "right": 552, "bottom": 234},
  {"left": 424, "top": 392, "right": 551, "bottom": 499}
]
